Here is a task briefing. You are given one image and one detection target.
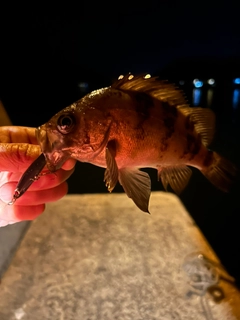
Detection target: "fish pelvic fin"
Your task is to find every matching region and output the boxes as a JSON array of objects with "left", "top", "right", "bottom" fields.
[
  {"left": 119, "top": 168, "right": 151, "bottom": 214},
  {"left": 202, "top": 151, "right": 238, "bottom": 192},
  {"left": 178, "top": 106, "right": 215, "bottom": 147},
  {"left": 158, "top": 165, "right": 192, "bottom": 195},
  {"left": 104, "top": 140, "right": 119, "bottom": 192}
]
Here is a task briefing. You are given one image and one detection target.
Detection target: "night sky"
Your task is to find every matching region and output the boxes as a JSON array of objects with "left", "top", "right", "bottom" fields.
[{"left": 1, "top": 2, "right": 240, "bottom": 77}]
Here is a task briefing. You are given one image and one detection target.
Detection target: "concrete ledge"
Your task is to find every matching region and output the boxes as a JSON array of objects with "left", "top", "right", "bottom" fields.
[
  {"left": 0, "top": 221, "right": 30, "bottom": 276},
  {"left": 0, "top": 192, "right": 239, "bottom": 319}
]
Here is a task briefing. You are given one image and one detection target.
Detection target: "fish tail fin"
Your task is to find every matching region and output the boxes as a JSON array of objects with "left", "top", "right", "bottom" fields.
[{"left": 202, "top": 151, "right": 238, "bottom": 192}]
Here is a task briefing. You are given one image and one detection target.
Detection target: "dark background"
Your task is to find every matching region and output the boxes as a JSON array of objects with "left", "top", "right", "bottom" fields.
[{"left": 0, "top": 3, "right": 240, "bottom": 287}]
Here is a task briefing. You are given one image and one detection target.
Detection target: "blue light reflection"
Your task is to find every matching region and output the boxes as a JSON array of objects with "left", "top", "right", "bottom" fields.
[
  {"left": 232, "top": 89, "right": 240, "bottom": 110},
  {"left": 193, "top": 88, "right": 202, "bottom": 106}
]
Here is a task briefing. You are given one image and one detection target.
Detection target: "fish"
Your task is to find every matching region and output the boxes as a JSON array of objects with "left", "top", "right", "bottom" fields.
[{"left": 35, "top": 74, "right": 237, "bottom": 213}]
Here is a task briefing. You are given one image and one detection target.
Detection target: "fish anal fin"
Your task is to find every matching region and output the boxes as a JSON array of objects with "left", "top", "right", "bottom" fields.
[
  {"left": 178, "top": 106, "right": 215, "bottom": 147},
  {"left": 119, "top": 168, "right": 151, "bottom": 213},
  {"left": 159, "top": 165, "right": 192, "bottom": 195},
  {"left": 104, "top": 140, "right": 118, "bottom": 193}
]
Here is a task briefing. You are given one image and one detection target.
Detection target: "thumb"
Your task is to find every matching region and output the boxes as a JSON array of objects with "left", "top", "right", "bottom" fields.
[{"left": 0, "top": 143, "right": 41, "bottom": 172}]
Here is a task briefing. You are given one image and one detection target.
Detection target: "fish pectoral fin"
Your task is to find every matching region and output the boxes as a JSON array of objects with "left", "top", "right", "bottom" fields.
[
  {"left": 119, "top": 168, "right": 151, "bottom": 213},
  {"left": 159, "top": 165, "right": 192, "bottom": 195},
  {"left": 89, "top": 121, "right": 112, "bottom": 161},
  {"left": 104, "top": 140, "right": 118, "bottom": 192}
]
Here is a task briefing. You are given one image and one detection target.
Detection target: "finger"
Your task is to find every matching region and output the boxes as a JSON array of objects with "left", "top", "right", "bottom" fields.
[
  {"left": 61, "top": 158, "right": 77, "bottom": 171},
  {"left": 0, "top": 143, "right": 41, "bottom": 171},
  {"left": 0, "top": 142, "right": 76, "bottom": 172},
  {"left": 0, "top": 200, "right": 45, "bottom": 224},
  {"left": 0, "top": 181, "right": 68, "bottom": 206},
  {"left": 0, "top": 167, "right": 74, "bottom": 192},
  {"left": 14, "top": 204, "right": 45, "bottom": 221},
  {"left": 0, "top": 126, "right": 38, "bottom": 144},
  {"left": 33, "top": 167, "right": 74, "bottom": 190}
]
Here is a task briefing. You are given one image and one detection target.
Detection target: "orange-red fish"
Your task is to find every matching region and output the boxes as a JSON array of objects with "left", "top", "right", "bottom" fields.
[{"left": 36, "top": 75, "right": 237, "bottom": 212}]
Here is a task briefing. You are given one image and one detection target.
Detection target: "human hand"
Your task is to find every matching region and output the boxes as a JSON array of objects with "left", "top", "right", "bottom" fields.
[{"left": 0, "top": 126, "right": 76, "bottom": 227}]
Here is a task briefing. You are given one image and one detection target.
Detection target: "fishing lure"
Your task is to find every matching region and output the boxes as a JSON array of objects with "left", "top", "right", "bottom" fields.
[{"left": 8, "top": 153, "right": 46, "bottom": 205}]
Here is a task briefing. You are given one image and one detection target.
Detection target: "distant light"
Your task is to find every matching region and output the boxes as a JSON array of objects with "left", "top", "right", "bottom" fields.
[
  {"left": 232, "top": 89, "right": 240, "bottom": 110},
  {"left": 193, "top": 88, "right": 202, "bottom": 106},
  {"left": 179, "top": 80, "right": 185, "bottom": 85},
  {"left": 118, "top": 75, "right": 124, "bottom": 80},
  {"left": 233, "top": 78, "right": 240, "bottom": 85},
  {"left": 207, "top": 89, "right": 213, "bottom": 107},
  {"left": 193, "top": 79, "right": 203, "bottom": 88},
  {"left": 128, "top": 74, "right": 134, "bottom": 80},
  {"left": 144, "top": 74, "right": 151, "bottom": 79},
  {"left": 207, "top": 78, "right": 215, "bottom": 85},
  {"left": 78, "top": 82, "right": 89, "bottom": 91}
]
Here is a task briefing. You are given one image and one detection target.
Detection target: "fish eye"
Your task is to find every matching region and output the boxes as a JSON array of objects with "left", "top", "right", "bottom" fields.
[{"left": 57, "top": 114, "right": 76, "bottom": 134}]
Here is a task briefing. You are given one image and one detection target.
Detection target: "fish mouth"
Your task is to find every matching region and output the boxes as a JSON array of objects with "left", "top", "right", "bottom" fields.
[{"left": 35, "top": 125, "right": 71, "bottom": 172}]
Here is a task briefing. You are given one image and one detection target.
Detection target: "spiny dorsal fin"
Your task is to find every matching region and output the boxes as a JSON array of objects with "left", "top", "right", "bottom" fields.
[
  {"left": 112, "top": 74, "right": 188, "bottom": 108},
  {"left": 178, "top": 106, "right": 215, "bottom": 147},
  {"left": 159, "top": 165, "right": 192, "bottom": 195},
  {"left": 113, "top": 74, "right": 215, "bottom": 147}
]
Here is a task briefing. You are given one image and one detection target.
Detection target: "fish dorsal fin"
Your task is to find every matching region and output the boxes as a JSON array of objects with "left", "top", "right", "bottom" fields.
[
  {"left": 112, "top": 74, "right": 188, "bottom": 108},
  {"left": 119, "top": 167, "right": 151, "bottom": 213},
  {"left": 159, "top": 165, "right": 192, "bottom": 195},
  {"left": 178, "top": 106, "right": 215, "bottom": 147}
]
